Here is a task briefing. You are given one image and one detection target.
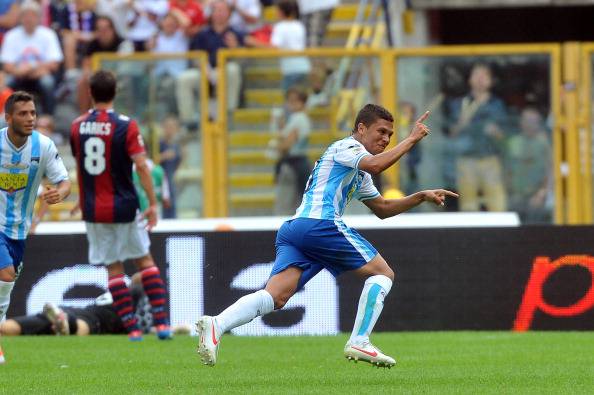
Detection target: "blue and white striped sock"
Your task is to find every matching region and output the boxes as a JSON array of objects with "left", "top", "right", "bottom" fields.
[{"left": 349, "top": 275, "right": 392, "bottom": 345}]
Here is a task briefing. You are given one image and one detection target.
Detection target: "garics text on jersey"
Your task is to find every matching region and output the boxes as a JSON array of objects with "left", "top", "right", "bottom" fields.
[{"left": 79, "top": 122, "right": 111, "bottom": 135}]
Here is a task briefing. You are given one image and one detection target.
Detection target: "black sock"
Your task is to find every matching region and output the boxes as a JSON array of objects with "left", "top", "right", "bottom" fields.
[{"left": 68, "top": 314, "right": 78, "bottom": 335}]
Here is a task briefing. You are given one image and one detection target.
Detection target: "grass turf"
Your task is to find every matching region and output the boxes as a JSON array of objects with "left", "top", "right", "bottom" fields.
[{"left": 1, "top": 332, "right": 593, "bottom": 394}]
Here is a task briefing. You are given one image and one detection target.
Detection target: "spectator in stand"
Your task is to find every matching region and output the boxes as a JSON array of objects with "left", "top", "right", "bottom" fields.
[
  {"left": 148, "top": 12, "right": 189, "bottom": 117},
  {"left": 57, "top": 0, "right": 96, "bottom": 78},
  {"left": 205, "top": 0, "right": 261, "bottom": 35},
  {"left": 0, "top": 1, "right": 63, "bottom": 115},
  {"left": 77, "top": 15, "right": 133, "bottom": 112},
  {"left": 159, "top": 115, "right": 182, "bottom": 218},
  {"left": 297, "top": 0, "right": 338, "bottom": 47},
  {"left": 270, "top": 0, "right": 310, "bottom": 92},
  {"left": 270, "top": 87, "right": 311, "bottom": 215},
  {"left": 169, "top": 0, "right": 205, "bottom": 36},
  {"left": 95, "top": 0, "right": 130, "bottom": 39},
  {"left": 176, "top": 0, "right": 242, "bottom": 129},
  {"left": 126, "top": 0, "right": 169, "bottom": 51},
  {"left": 0, "top": 0, "right": 19, "bottom": 43},
  {"left": 506, "top": 107, "right": 552, "bottom": 223},
  {"left": 443, "top": 63, "right": 508, "bottom": 212},
  {"left": 228, "top": 0, "right": 261, "bottom": 35},
  {"left": 0, "top": 71, "right": 13, "bottom": 128}
]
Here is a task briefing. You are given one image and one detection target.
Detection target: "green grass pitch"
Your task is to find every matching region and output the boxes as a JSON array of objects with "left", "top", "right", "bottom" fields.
[{"left": 1, "top": 332, "right": 593, "bottom": 394}]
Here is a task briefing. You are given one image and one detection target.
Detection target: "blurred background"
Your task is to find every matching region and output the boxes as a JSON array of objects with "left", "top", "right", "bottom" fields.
[{"left": 8, "top": 0, "right": 594, "bottom": 225}]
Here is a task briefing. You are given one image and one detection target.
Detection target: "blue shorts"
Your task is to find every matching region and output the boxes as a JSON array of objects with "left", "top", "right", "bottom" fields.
[
  {"left": 271, "top": 218, "right": 378, "bottom": 290},
  {"left": 0, "top": 231, "right": 25, "bottom": 274}
]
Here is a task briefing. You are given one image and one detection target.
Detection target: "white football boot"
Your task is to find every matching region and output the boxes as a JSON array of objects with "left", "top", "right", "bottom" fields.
[
  {"left": 196, "top": 316, "right": 221, "bottom": 366},
  {"left": 0, "top": 344, "right": 5, "bottom": 364},
  {"left": 43, "top": 302, "right": 70, "bottom": 335},
  {"left": 344, "top": 341, "right": 396, "bottom": 368}
]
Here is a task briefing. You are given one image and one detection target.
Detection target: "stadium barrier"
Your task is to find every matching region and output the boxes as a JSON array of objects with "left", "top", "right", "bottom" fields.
[{"left": 10, "top": 216, "right": 594, "bottom": 334}]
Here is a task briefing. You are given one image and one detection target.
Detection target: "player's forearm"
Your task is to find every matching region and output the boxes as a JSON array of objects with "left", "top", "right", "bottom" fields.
[
  {"left": 359, "top": 137, "right": 418, "bottom": 175},
  {"left": 56, "top": 180, "right": 72, "bottom": 201},
  {"left": 137, "top": 165, "right": 158, "bottom": 207},
  {"left": 379, "top": 192, "right": 425, "bottom": 218}
]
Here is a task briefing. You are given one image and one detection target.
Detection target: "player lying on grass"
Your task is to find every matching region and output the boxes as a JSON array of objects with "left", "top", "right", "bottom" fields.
[
  {"left": 196, "top": 104, "right": 458, "bottom": 368},
  {"left": 0, "top": 274, "right": 190, "bottom": 336}
]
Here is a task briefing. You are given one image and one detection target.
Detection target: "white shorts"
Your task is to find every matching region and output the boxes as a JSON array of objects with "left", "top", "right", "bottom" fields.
[{"left": 85, "top": 220, "right": 150, "bottom": 265}]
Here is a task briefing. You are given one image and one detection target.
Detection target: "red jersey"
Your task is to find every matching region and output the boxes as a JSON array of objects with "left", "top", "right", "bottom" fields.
[
  {"left": 70, "top": 109, "right": 146, "bottom": 223},
  {"left": 169, "top": 0, "right": 205, "bottom": 27}
]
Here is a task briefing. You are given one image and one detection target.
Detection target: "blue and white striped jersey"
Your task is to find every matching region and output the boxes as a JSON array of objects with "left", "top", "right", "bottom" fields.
[
  {"left": 0, "top": 128, "right": 68, "bottom": 239},
  {"left": 294, "top": 136, "right": 380, "bottom": 220}
]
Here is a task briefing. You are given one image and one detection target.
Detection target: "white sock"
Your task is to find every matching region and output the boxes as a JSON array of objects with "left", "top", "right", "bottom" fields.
[
  {"left": 0, "top": 280, "right": 15, "bottom": 322},
  {"left": 349, "top": 275, "right": 392, "bottom": 345},
  {"left": 215, "top": 289, "right": 274, "bottom": 334}
]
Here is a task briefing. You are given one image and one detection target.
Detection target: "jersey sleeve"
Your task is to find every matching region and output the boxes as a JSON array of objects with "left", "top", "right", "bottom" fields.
[
  {"left": 355, "top": 172, "right": 380, "bottom": 201},
  {"left": 125, "top": 119, "right": 146, "bottom": 158},
  {"left": 333, "top": 141, "right": 371, "bottom": 169},
  {"left": 44, "top": 140, "right": 69, "bottom": 184}
]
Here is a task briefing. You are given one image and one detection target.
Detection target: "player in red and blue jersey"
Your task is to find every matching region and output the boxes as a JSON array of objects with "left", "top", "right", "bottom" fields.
[{"left": 70, "top": 70, "right": 171, "bottom": 341}]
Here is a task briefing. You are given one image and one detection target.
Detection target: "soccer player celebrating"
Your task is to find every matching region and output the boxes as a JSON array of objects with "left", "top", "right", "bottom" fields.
[
  {"left": 196, "top": 104, "right": 457, "bottom": 367},
  {"left": 0, "top": 91, "right": 71, "bottom": 364},
  {"left": 70, "top": 70, "right": 171, "bottom": 341}
]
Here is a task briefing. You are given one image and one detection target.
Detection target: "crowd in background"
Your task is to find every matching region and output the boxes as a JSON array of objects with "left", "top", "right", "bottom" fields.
[
  {"left": 0, "top": 0, "right": 554, "bottom": 223},
  {"left": 0, "top": 0, "right": 340, "bottom": 220}
]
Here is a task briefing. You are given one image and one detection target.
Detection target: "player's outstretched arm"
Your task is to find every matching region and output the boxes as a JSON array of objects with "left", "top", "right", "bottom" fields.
[
  {"left": 41, "top": 180, "right": 71, "bottom": 205},
  {"left": 133, "top": 154, "right": 158, "bottom": 230},
  {"left": 363, "top": 189, "right": 459, "bottom": 219},
  {"left": 358, "top": 111, "right": 430, "bottom": 175}
]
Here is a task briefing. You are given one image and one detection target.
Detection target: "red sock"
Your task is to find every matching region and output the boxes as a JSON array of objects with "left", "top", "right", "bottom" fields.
[
  {"left": 140, "top": 267, "right": 169, "bottom": 326},
  {"left": 108, "top": 274, "right": 140, "bottom": 333}
]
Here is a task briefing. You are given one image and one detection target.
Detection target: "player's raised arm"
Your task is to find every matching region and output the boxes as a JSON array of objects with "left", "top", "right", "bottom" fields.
[
  {"left": 358, "top": 111, "right": 430, "bottom": 175},
  {"left": 363, "top": 189, "right": 459, "bottom": 219}
]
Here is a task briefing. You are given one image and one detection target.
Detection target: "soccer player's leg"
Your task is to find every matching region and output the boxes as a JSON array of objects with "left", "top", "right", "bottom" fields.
[
  {"left": 88, "top": 222, "right": 143, "bottom": 341},
  {"left": 0, "top": 235, "right": 23, "bottom": 365},
  {"left": 346, "top": 253, "right": 395, "bottom": 367},
  {"left": 106, "top": 262, "right": 143, "bottom": 341},
  {"left": 130, "top": 219, "right": 172, "bottom": 340},
  {"left": 303, "top": 220, "right": 395, "bottom": 367},
  {"left": 196, "top": 220, "right": 316, "bottom": 366},
  {"left": 135, "top": 256, "right": 172, "bottom": 340},
  {"left": 43, "top": 303, "right": 71, "bottom": 335}
]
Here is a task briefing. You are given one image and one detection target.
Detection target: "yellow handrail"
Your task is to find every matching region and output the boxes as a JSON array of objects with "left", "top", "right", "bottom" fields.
[{"left": 91, "top": 51, "right": 216, "bottom": 217}]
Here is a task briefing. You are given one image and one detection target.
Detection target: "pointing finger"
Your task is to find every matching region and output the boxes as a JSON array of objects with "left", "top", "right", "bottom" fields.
[
  {"left": 443, "top": 190, "right": 459, "bottom": 198},
  {"left": 415, "top": 111, "right": 430, "bottom": 124}
]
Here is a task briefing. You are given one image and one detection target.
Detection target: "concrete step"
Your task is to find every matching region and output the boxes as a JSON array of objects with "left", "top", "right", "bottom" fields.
[
  {"left": 244, "top": 89, "right": 284, "bottom": 107},
  {"left": 232, "top": 107, "right": 331, "bottom": 126},
  {"left": 229, "top": 130, "right": 337, "bottom": 148},
  {"left": 230, "top": 172, "right": 274, "bottom": 188},
  {"left": 229, "top": 148, "right": 323, "bottom": 166},
  {"left": 229, "top": 192, "right": 275, "bottom": 209}
]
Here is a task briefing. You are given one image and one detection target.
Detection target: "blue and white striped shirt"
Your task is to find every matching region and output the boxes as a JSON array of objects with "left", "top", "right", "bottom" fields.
[
  {"left": 0, "top": 128, "right": 68, "bottom": 239},
  {"left": 294, "top": 136, "right": 380, "bottom": 220}
]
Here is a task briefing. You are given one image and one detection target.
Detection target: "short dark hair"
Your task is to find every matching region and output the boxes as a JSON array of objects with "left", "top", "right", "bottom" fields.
[
  {"left": 5, "top": 91, "right": 35, "bottom": 114},
  {"left": 286, "top": 86, "right": 308, "bottom": 103},
  {"left": 89, "top": 70, "right": 117, "bottom": 103},
  {"left": 352, "top": 103, "right": 394, "bottom": 133},
  {"left": 277, "top": 0, "right": 299, "bottom": 18}
]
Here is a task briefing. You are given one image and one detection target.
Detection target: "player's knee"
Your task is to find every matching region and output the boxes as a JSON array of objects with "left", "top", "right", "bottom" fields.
[
  {"left": 106, "top": 262, "right": 125, "bottom": 277},
  {"left": 0, "top": 268, "right": 16, "bottom": 282},
  {"left": 272, "top": 294, "right": 290, "bottom": 310},
  {"left": 383, "top": 267, "right": 395, "bottom": 282},
  {"left": 134, "top": 255, "right": 154, "bottom": 270},
  {"left": 0, "top": 319, "right": 21, "bottom": 336}
]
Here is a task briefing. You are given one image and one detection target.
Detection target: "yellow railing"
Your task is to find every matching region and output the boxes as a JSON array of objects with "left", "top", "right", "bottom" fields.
[
  {"left": 86, "top": 44, "right": 594, "bottom": 224},
  {"left": 580, "top": 43, "right": 594, "bottom": 224},
  {"left": 91, "top": 51, "right": 216, "bottom": 217},
  {"left": 391, "top": 44, "right": 562, "bottom": 223}
]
